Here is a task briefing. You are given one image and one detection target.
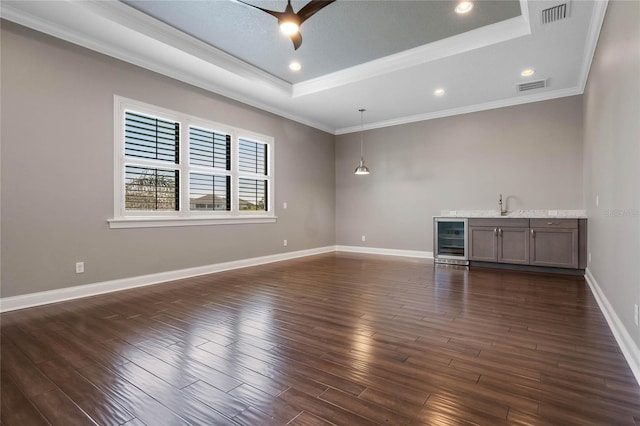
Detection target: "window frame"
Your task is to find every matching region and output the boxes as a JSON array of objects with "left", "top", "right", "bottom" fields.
[{"left": 110, "top": 96, "right": 276, "bottom": 229}]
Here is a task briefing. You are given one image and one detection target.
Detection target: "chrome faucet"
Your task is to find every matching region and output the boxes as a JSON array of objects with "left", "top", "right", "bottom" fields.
[{"left": 499, "top": 193, "right": 507, "bottom": 216}]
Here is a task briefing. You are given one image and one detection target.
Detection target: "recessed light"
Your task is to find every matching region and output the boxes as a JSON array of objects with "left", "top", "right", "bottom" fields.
[
  {"left": 521, "top": 68, "right": 535, "bottom": 77},
  {"left": 434, "top": 88, "right": 446, "bottom": 97},
  {"left": 289, "top": 61, "right": 301, "bottom": 71},
  {"left": 455, "top": 1, "right": 473, "bottom": 14}
]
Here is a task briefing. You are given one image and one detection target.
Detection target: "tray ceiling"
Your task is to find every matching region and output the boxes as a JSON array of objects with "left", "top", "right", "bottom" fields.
[{"left": 1, "top": 0, "right": 607, "bottom": 134}]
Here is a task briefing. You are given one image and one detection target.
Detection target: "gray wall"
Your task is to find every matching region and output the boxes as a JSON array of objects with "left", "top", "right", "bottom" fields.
[
  {"left": 335, "top": 97, "right": 584, "bottom": 250},
  {"left": 583, "top": 0, "right": 640, "bottom": 347},
  {"left": 1, "top": 21, "right": 336, "bottom": 298}
]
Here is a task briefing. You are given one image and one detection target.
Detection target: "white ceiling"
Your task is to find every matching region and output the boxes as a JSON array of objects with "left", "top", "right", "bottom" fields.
[{"left": 1, "top": 0, "right": 607, "bottom": 134}]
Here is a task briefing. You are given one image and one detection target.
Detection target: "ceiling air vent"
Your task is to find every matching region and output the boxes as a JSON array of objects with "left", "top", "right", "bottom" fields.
[
  {"left": 517, "top": 79, "right": 547, "bottom": 92},
  {"left": 542, "top": 3, "right": 568, "bottom": 24}
]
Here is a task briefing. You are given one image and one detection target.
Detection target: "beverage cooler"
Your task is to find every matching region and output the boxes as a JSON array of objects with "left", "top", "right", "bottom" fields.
[{"left": 434, "top": 218, "right": 469, "bottom": 265}]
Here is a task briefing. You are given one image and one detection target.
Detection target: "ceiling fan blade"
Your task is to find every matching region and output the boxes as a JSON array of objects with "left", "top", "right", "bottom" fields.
[
  {"left": 290, "top": 32, "right": 302, "bottom": 50},
  {"left": 236, "top": 0, "right": 286, "bottom": 20},
  {"left": 238, "top": 0, "right": 333, "bottom": 51},
  {"left": 297, "top": 0, "right": 336, "bottom": 24}
]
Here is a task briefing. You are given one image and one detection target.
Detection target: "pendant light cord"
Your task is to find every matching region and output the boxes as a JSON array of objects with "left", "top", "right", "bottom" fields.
[
  {"left": 359, "top": 108, "right": 365, "bottom": 159},
  {"left": 354, "top": 108, "right": 370, "bottom": 175}
]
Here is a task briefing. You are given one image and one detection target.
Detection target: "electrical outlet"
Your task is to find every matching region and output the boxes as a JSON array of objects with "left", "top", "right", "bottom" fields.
[
  {"left": 75, "top": 262, "right": 84, "bottom": 274},
  {"left": 634, "top": 304, "right": 639, "bottom": 326},
  {"left": 283, "top": 202, "right": 287, "bottom": 209},
  {"left": 596, "top": 195, "right": 599, "bottom": 207},
  {"left": 283, "top": 239, "right": 288, "bottom": 247},
  {"left": 361, "top": 235, "right": 366, "bottom": 242}
]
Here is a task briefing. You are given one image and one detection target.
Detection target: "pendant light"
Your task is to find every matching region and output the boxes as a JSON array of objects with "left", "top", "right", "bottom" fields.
[{"left": 354, "top": 108, "right": 370, "bottom": 175}]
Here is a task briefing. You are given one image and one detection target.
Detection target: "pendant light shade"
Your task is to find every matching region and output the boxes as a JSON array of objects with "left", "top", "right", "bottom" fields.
[
  {"left": 354, "top": 108, "right": 370, "bottom": 175},
  {"left": 354, "top": 158, "right": 370, "bottom": 175}
]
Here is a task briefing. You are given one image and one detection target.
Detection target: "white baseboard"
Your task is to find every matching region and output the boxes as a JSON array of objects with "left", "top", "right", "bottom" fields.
[
  {"left": 0, "top": 246, "right": 335, "bottom": 313},
  {"left": 5, "top": 247, "right": 637, "bottom": 388},
  {"left": 0, "top": 245, "right": 434, "bottom": 312},
  {"left": 336, "top": 245, "right": 433, "bottom": 259},
  {"left": 584, "top": 268, "right": 640, "bottom": 386}
]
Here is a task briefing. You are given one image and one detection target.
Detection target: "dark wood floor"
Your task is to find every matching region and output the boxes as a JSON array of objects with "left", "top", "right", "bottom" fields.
[{"left": 2, "top": 252, "right": 639, "bottom": 425}]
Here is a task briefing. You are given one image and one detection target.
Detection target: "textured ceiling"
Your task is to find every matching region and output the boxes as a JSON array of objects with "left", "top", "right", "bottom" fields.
[{"left": 123, "top": 0, "right": 522, "bottom": 83}]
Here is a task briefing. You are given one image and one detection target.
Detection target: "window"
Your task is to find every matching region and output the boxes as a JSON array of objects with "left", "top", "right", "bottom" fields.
[
  {"left": 110, "top": 96, "right": 275, "bottom": 228},
  {"left": 189, "top": 126, "right": 231, "bottom": 212},
  {"left": 124, "top": 111, "right": 180, "bottom": 212},
  {"left": 238, "top": 139, "right": 268, "bottom": 211}
]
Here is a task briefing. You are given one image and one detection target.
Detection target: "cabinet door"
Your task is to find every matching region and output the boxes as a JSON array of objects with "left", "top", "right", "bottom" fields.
[
  {"left": 469, "top": 227, "right": 498, "bottom": 262},
  {"left": 498, "top": 227, "right": 530, "bottom": 265},
  {"left": 530, "top": 228, "right": 578, "bottom": 268}
]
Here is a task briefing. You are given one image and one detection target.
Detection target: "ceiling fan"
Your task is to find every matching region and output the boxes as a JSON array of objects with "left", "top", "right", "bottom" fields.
[{"left": 237, "top": 0, "right": 336, "bottom": 50}]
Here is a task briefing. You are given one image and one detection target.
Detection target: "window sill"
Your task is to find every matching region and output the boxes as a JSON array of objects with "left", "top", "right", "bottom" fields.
[{"left": 108, "top": 215, "right": 277, "bottom": 229}]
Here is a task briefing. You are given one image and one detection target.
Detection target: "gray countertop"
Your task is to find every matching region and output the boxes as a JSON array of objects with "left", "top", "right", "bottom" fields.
[{"left": 436, "top": 209, "right": 587, "bottom": 219}]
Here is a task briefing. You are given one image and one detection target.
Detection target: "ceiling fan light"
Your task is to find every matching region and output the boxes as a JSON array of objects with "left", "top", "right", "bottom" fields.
[{"left": 279, "top": 21, "right": 299, "bottom": 35}]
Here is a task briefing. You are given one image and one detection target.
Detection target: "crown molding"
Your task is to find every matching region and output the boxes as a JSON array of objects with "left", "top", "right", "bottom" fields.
[
  {"left": 0, "top": 0, "right": 335, "bottom": 134},
  {"left": 1, "top": 0, "right": 605, "bottom": 136},
  {"left": 334, "top": 86, "right": 583, "bottom": 135},
  {"left": 518, "top": 0, "right": 531, "bottom": 27},
  {"left": 293, "top": 13, "right": 532, "bottom": 98},
  {"left": 79, "top": 1, "right": 292, "bottom": 93},
  {"left": 577, "top": 0, "right": 609, "bottom": 92},
  {"left": 334, "top": 0, "right": 608, "bottom": 135}
]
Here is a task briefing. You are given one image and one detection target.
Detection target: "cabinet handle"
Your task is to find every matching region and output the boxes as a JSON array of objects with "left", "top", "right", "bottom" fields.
[
  {"left": 494, "top": 228, "right": 497, "bottom": 236},
  {"left": 547, "top": 222, "right": 560, "bottom": 225},
  {"left": 498, "top": 228, "right": 502, "bottom": 237},
  {"left": 531, "top": 229, "right": 535, "bottom": 238}
]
